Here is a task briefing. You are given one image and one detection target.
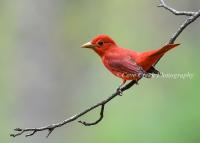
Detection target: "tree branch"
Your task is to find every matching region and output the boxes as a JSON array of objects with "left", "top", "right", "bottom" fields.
[
  {"left": 10, "top": 0, "right": 200, "bottom": 138},
  {"left": 158, "top": 0, "right": 195, "bottom": 16},
  {"left": 10, "top": 81, "right": 137, "bottom": 138},
  {"left": 158, "top": 0, "right": 200, "bottom": 44},
  {"left": 78, "top": 104, "right": 105, "bottom": 126}
]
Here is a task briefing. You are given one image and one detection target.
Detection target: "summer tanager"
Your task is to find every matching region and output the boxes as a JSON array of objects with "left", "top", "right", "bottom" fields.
[{"left": 81, "top": 34, "right": 179, "bottom": 91}]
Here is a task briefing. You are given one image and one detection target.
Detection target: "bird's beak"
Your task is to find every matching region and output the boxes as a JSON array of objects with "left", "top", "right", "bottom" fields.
[{"left": 81, "top": 42, "right": 95, "bottom": 49}]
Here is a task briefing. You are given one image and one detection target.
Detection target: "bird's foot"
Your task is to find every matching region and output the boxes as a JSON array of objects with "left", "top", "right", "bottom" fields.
[
  {"left": 144, "top": 73, "right": 152, "bottom": 78},
  {"left": 147, "top": 66, "right": 161, "bottom": 75},
  {"left": 116, "top": 88, "right": 123, "bottom": 96}
]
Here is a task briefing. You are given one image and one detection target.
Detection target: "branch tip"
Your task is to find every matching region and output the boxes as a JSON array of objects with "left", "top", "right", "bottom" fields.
[
  {"left": 46, "top": 128, "right": 54, "bottom": 138},
  {"left": 157, "top": 4, "right": 163, "bottom": 7},
  {"left": 14, "top": 128, "right": 22, "bottom": 131},
  {"left": 25, "top": 131, "right": 36, "bottom": 137}
]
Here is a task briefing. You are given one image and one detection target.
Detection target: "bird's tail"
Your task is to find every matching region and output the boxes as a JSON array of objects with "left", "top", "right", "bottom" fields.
[
  {"left": 148, "top": 43, "right": 180, "bottom": 66},
  {"left": 138, "top": 43, "right": 180, "bottom": 69},
  {"left": 149, "top": 44, "right": 180, "bottom": 58}
]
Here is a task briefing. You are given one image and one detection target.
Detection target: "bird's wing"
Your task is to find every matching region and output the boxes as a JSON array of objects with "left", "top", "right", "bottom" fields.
[{"left": 107, "top": 56, "right": 146, "bottom": 76}]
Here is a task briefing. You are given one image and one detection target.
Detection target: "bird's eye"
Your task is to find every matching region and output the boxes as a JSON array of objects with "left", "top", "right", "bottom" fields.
[{"left": 98, "top": 41, "right": 104, "bottom": 46}]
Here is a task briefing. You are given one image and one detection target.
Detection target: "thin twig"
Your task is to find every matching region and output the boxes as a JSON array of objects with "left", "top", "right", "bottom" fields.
[
  {"left": 11, "top": 0, "right": 200, "bottom": 138},
  {"left": 78, "top": 104, "right": 105, "bottom": 126},
  {"left": 158, "top": 0, "right": 195, "bottom": 16}
]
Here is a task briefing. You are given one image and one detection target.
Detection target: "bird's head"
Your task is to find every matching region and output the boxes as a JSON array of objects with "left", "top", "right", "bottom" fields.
[{"left": 81, "top": 34, "right": 117, "bottom": 57}]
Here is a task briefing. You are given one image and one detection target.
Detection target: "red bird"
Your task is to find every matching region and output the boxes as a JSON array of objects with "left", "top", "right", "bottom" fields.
[{"left": 81, "top": 34, "right": 179, "bottom": 91}]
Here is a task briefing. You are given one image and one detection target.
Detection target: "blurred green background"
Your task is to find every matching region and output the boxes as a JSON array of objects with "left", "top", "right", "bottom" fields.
[{"left": 0, "top": 0, "right": 200, "bottom": 143}]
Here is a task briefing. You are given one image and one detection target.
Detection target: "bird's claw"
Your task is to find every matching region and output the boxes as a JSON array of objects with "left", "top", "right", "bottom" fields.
[{"left": 116, "top": 88, "right": 123, "bottom": 96}]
